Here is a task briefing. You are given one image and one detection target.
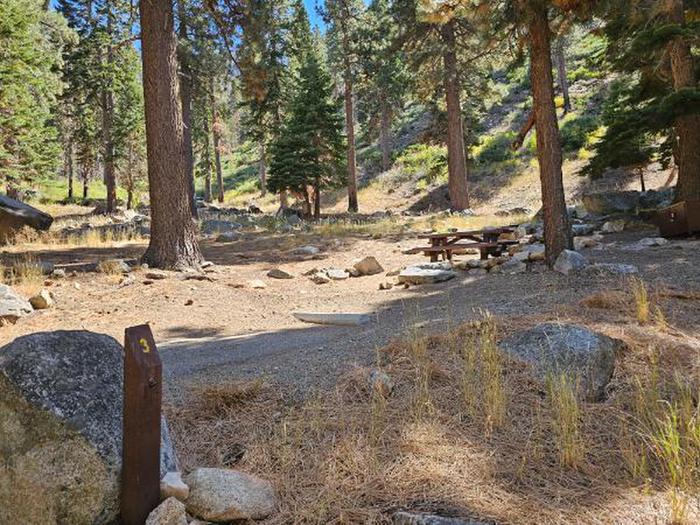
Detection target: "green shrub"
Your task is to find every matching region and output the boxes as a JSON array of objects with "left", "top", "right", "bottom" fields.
[
  {"left": 395, "top": 144, "right": 447, "bottom": 184},
  {"left": 474, "top": 132, "right": 516, "bottom": 165},
  {"left": 560, "top": 114, "right": 601, "bottom": 153}
]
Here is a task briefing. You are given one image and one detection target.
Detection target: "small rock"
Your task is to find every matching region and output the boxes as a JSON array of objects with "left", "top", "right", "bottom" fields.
[
  {"left": 146, "top": 497, "right": 187, "bottom": 525},
  {"left": 143, "top": 279, "right": 154, "bottom": 285},
  {"left": 161, "top": 471, "right": 190, "bottom": 502},
  {"left": 293, "top": 311, "right": 371, "bottom": 326},
  {"left": 601, "top": 219, "right": 627, "bottom": 234},
  {"left": 249, "top": 280, "right": 267, "bottom": 289},
  {"left": 398, "top": 262, "right": 456, "bottom": 285},
  {"left": 0, "top": 284, "right": 33, "bottom": 322},
  {"left": 370, "top": 369, "right": 394, "bottom": 396},
  {"left": 201, "top": 261, "right": 215, "bottom": 269},
  {"left": 293, "top": 245, "right": 320, "bottom": 256},
  {"left": 523, "top": 243, "right": 546, "bottom": 261},
  {"left": 573, "top": 234, "right": 602, "bottom": 251},
  {"left": 584, "top": 263, "right": 639, "bottom": 275},
  {"left": 553, "top": 250, "right": 587, "bottom": 275},
  {"left": 309, "top": 272, "right": 331, "bottom": 285},
  {"left": 393, "top": 512, "right": 487, "bottom": 524},
  {"left": 326, "top": 268, "right": 349, "bottom": 281},
  {"left": 625, "top": 237, "right": 669, "bottom": 251},
  {"left": 184, "top": 468, "right": 277, "bottom": 522},
  {"left": 571, "top": 223, "right": 596, "bottom": 236},
  {"left": 215, "top": 232, "right": 239, "bottom": 243},
  {"left": 352, "top": 256, "right": 384, "bottom": 276},
  {"left": 51, "top": 268, "right": 67, "bottom": 279},
  {"left": 499, "top": 258, "right": 527, "bottom": 274},
  {"left": 146, "top": 270, "right": 168, "bottom": 280},
  {"left": 29, "top": 289, "right": 53, "bottom": 310},
  {"left": 379, "top": 282, "right": 394, "bottom": 290},
  {"left": 185, "top": 299, "right": 194, "bottom": 306},
  {"left": 267, "top": 268, "right": 294, "bottom": 280}
]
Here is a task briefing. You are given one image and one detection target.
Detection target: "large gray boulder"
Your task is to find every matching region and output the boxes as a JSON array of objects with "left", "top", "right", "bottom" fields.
[
  {"left": 0, "top": 284, "right": 33, "bottom": 323},
  {"left": 500, "top": 323, "right": 622, "bottom": 401},
  {"left": 582, "top": 190, "right": 640, "bottom": 215},
  {"left": 393, "top": 512, "right": 488, "bottom": 525},
  {"left": 553, "top": 250, "right": 587, "bottom": 275},
  {"left": 0, "top": 331, "right": 178, "bottom": 525},
  {"left": 0, "top": 195, "right": 53, "bottom": 243}
]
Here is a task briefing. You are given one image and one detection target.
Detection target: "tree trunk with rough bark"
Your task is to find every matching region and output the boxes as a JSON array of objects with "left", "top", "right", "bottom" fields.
[
  {"left": 66, "top": 141, "right": 74, "bottom": 200},
  {"left": 211, "top": 82, "right": 225, "bottom": 203},
  {"left": 441, "top": 20, "right": 470, "bottom": 211},
  {"left": 314, "top": 181, "right": 320, "bottom": 219},
  {"left": 528, "top": 3, "right": 572, "bottom": 266},
  {"left": 379, "top": 97, "right": 392, "bottom": 172},
  {"left": 339, "top": 13, "right": 358, "bottom": 212},
  {"left": 203, "top": 115, "right": 212, "bottom": 203},
  {"left": 259, "top": 141, "right": 267, "bottom": 196},
  {"left": 101, "top": 13, "right": 116, "bottom": 214},
  {"left": 139, "top": 0, "right": 202, "bottom": 269},
  {"left": 177, "top": 0, "right": 197, "bottom": 217},
  {"left": 555, "top": 38, "right": 571, "bottom": 114},
  {"left": 665, "top": 0, "right": 700, "bottom": 202}
]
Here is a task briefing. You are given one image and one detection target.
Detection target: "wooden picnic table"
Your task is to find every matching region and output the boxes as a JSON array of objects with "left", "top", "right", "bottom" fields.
[{"left": 406, "top": 226, "right": 519, "bottom": 262}]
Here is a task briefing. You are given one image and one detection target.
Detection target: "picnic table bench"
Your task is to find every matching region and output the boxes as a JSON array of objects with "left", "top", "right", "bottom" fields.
[{"left": 404, "top": 226, "right": 519, "bottom": 262}]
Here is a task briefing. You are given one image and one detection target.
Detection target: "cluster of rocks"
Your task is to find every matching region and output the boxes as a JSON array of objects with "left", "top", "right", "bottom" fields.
[
  {"left": 0, "top": 284, "right": 55, "bottom": 324},
  {"left": 0, "top": 330, "right": 277, "bottom": 525}
]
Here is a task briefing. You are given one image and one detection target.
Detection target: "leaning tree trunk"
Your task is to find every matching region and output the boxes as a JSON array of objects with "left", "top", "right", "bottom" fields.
[
  {"left": 379, "top": 96, "right": 392, "bottom": 172},
  {"left": 555, "top": 38, "right": 571, "bottom": 114},
  {"left": 177, "top": 0, "right": 198, "bottom": 218},
  {"left": 139, "top": 0, "right": 202, "bottom": 270},
  {"left": 441, "top": 20, "right": 470, "bottom": 211},
  {"left": 666, "top": 0, "right": 700, "bottom": 202},
  {"left": 528, "top": 3, "right": 572, "bottom": 266}
]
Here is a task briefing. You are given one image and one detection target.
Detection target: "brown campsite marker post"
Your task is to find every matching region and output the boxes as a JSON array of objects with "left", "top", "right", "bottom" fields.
[{"left": 122, "top": 324, "right": 162, "bottom": 525}]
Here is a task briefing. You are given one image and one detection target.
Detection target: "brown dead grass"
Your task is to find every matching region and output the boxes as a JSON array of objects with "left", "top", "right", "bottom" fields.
[{"left": 168, "top": 296, "right": 700, "bottom": 524}]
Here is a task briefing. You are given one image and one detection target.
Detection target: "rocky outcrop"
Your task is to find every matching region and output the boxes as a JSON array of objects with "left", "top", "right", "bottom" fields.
[
  {"left": 0, "top": 331, "right": 178, "bottom": 525},
  {"left": 0, "top": 195, "right": 53, "bottom": 243},
  {"left": 499, "top": 323, "right": 622, "bottom": 401}
]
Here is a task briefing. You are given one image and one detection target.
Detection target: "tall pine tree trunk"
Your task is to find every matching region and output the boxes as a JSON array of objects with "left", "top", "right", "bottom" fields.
[
  {"left": 66, "top": 141, "right": 74, "bottom": 200},
  {"left": 555, "top": 38, "right": 571, "bottom": 114},
  {"left": 139, "top": 0, "right": 202, "bottom": 269},
  {"left": 102, "top": 13, "right": 116, "bottom": 214},
  {"left": 379, "top": 96, "right": 392, "bottom": 172},
  {"left": 314, "top": 181, "right": 321, "bottom": 219},
  {"left": 339, "top": 12, "right": 358, "bottom": 212},
  {"left": 203, "top": 116, "right": 213, "bottom": 203},
  {"left": 666, "top": 0, "right": 700, "bottom": 202},
  {"left": 259, "top": 141, "right": 267, "bottom": 196},
  {"left": 211, "top": 80, "right": 224, "bottom": 203},
  {"left": 177, "top": 0, "right": 198, "bottom": 217},
  {"left": 441, "top": 20, "right": 469, "bottom": 210},
  {"left": 528, "top": 3, "right": 572, "bottom": 266}
]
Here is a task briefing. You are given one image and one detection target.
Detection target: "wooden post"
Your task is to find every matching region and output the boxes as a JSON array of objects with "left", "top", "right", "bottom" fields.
[{"left": 122, "top": 324, "right": 162, "bottom": 525}]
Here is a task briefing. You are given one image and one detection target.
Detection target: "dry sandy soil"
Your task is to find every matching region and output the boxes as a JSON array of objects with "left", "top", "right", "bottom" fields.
[{"left": 1, "top": 222, "right": 698, "bottom": 397}]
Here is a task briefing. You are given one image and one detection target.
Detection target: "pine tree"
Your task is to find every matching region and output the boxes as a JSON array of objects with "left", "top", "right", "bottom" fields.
[
  {"left": 587, "top": 0, "right": 700, "bottom": 202},
  {"left": 324, "top": 0, "right": 364, "bottom": 212},
  {"left": 268, "top": 51, "right": 345, "bottom": 219},
  {"left": 0, "top": 0, "right": 69, "bottom": 195},
  {"left": 139, "top": 0, "right": 202, "bottom": 269},
  {"left": 357, "top": 0, "right": 408, "bottom": 172}
]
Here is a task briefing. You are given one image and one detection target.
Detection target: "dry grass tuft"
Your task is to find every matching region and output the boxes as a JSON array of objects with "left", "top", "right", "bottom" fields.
[
  {"left": 632, "top": 277, "right": 651, "bottom": 325},
  {"left": 547, "top": 372, "right": 584, "bottom": 468},
  {"left": 580, "top": 290, "right": 629, "bottom": 310}
]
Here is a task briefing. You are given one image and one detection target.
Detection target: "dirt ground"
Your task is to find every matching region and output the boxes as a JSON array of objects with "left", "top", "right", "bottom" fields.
[{"left": 2, "top": 223, "right": 699, "bottom": 399}]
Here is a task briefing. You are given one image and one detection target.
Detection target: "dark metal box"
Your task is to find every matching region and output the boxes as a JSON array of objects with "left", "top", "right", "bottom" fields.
[{"left": 657, "top": 200, "right": 700, "bottom": 237}]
